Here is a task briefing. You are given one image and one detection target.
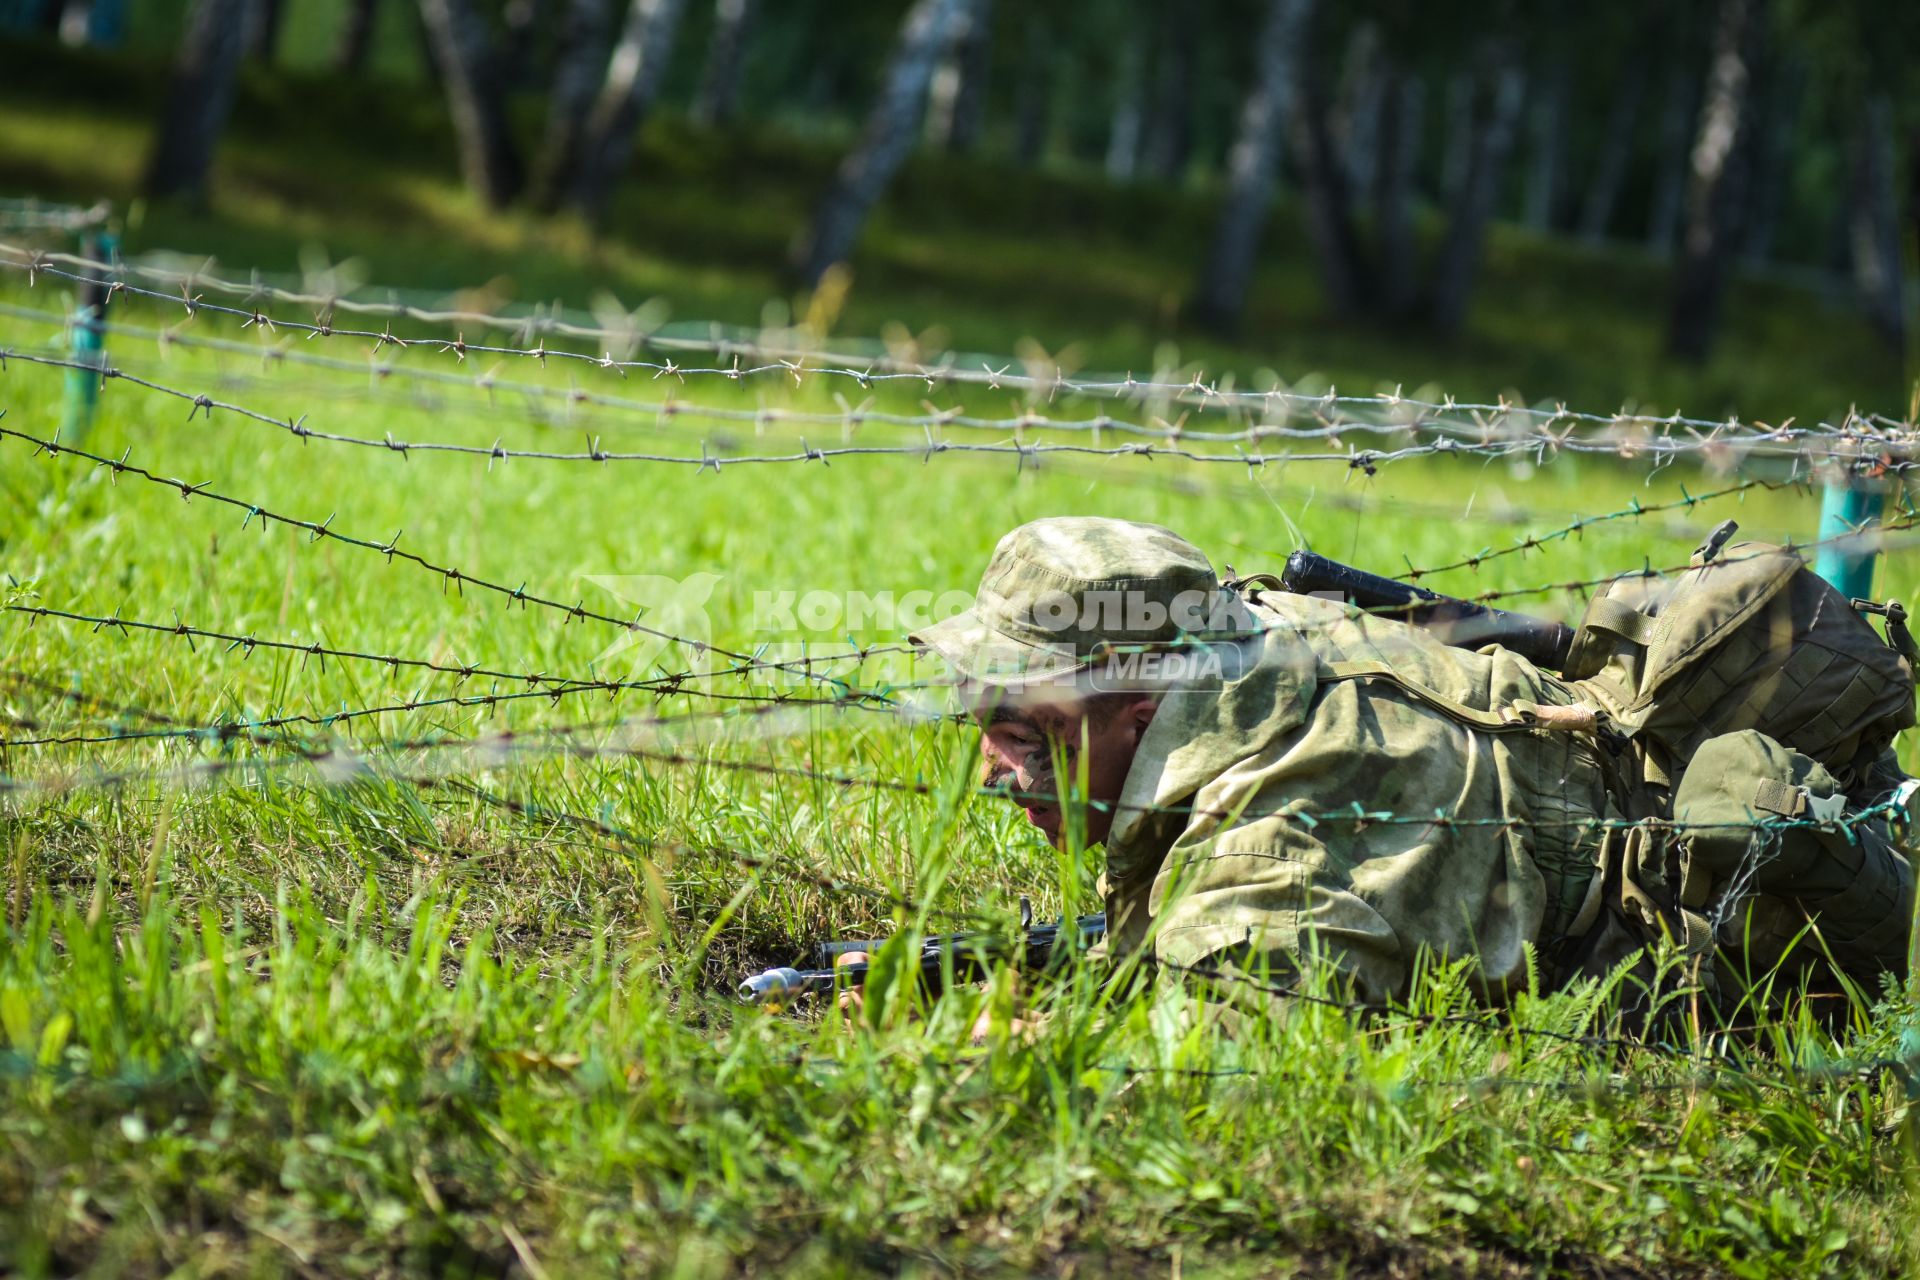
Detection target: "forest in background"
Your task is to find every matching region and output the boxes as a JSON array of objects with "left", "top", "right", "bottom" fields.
[{"left": 4, "top": 0, "right": 1915, "bottom": 380}]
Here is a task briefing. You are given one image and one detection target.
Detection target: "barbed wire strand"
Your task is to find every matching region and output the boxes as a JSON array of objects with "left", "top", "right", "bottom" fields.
[
  {"left": 13, "top": 305, "right": 1893, "bottom": 501},
  {"left": 0, "top": 423, "right": 914, "bottom": 682},
  {"left": 0, "top": 605, "right": 934, "bottom": 746},
  {"left": 1392, "top": 479, "right": 1791, "bottom": 582}
]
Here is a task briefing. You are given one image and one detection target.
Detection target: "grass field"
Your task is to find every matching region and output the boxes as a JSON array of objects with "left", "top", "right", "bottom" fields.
[{"left": 4, "top": 40, "right": 1920, "bottom": 1278}]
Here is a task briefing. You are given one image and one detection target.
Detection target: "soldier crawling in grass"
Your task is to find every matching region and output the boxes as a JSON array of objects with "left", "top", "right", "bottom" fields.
[{"left": 840, "top": 516, "right": 1918, "bottom": 1027}]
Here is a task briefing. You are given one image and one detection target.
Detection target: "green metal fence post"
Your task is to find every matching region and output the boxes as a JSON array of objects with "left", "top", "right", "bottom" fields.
[
  {"left": 1814, "top": 464, "right": 1884, "bottom": 601},
  {"left": 58, "top": 229, "right": 116, "bottom": 445}
]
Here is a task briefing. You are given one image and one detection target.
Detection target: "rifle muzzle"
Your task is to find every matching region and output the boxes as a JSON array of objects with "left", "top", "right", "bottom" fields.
[{"left": 738, "top": 967, "right": 810, "bottom": 1004}]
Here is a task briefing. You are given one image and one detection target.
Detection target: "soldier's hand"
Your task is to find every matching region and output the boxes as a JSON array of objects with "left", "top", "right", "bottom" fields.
[
  {"left": 832, "top": 950, "right": 1026, "bottom": 1043},
  {"left": 833, "top": 950, "right": 868, "bottom": 1022}
]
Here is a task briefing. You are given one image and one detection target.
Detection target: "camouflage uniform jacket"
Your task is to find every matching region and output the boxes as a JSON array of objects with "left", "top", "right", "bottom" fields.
[{"left": 1098, "top": 589, "right": 1622, "bottom": 1003}]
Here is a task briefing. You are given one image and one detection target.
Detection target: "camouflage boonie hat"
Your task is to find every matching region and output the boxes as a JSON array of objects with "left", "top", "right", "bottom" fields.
[{"left": 910, "top": 517, "right": 1234, "bottom": 683}]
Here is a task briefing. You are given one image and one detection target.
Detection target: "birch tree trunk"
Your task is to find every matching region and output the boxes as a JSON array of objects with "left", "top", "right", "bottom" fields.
[
  {"left": 533, "top": 0, "right": 613, "bottom": 209},
  {"left": 144, "top": 0, "right": 256, "bottom": 204},
  {"left": 1667, "top": 0, "right": 1766, "bottom": 363},
  {"left": 1428, "top": 42, "right": 1525, "bottom": 338},
  {"left": 1849, "top": 92, "right": 1906, "bottom": 351},
  {"left": 418, "top": 0, "right": 525, "bottom": 209},
  {"left": 562, "top": 0, "right": 690, "bottom": 220},
  {"left": 1335, "top": 22, "right": 1382, "bottom": 199},
  {"left": 1104, "top": 33, "right": 1146, "bottom": 182},
  {"left": 692, "top": 0, "right": 759, "bottom": 127},
  {"left": 790, "top": 0, "right": 977, "bottom": 287},
  {"left": 1289, "top": 61, "right": 1370, "bottom": 318},
  {"left": 1190, "top": 0, "right": 1317, "bottom": 335},
  {"left": 925, "top": 0, "right": 990, "bottom": 152}
]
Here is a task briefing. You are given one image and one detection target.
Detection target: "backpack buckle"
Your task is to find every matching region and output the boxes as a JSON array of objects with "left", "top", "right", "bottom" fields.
[
  {"left": 1693, "top": 519, "right": 1739, "bottom": 565},
  {"left": 1802, "top": 791, "right": 1848, "bottom": 829},
  {"left": 1850, "top": 599, "right": 1918, "bottom": 663}
]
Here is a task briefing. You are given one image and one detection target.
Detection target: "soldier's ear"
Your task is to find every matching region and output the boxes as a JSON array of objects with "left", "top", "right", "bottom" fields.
[{"left": 1126, "top": 698, "right": 1158, "bottom": 742}]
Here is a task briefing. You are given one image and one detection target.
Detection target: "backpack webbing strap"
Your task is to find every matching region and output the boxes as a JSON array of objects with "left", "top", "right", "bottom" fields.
[
  {"left": 1320, "top": 660, "right": 1571, "bottom": 734},
  {"left": 1564, "top": 595, "right": 1672, "bottom": 679},
  {"left": 1751, "top": 779, "right": 1804, "bottom": 817},
  {"left": 1580, "top": 596, "right": 1668, "bottom": 650}
]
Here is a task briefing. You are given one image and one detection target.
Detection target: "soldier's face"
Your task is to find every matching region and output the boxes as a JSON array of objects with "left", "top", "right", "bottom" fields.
[{"left": 969, "top": 693, "right": 1156, "bottom": 849}]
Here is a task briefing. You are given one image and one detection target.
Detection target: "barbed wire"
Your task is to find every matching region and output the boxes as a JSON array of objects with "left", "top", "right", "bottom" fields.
[
  {"left": 0, "top": 680, "right": 984, "bottom": 924},
  {"left": 0, "top": 604, "right": 936, "bottom": 747},
  {"left": 0, "top": 673, "right": 922, "bottom": 757},
  {"left": 6, "top": 246, "right": 1917, "bottom": 451},
  {"left": 0, "top": 301, "right": 1549, "bottom": 449},
  {"left": 1341, "top": 512, "right": 1920, "bottom": 618},
  {"left": 9, "top": 689, "right": 1906, "bottom": 1075},
  {"left": 0, "top": 423, "right": 914, "bottom": 685},
  {"left": 0, "top": 302, "right": 1825, "bottom": 556},
  {"left": 4, "top": 299, "right": 1812, "bottom": 544},
  {"left": 9, "top": 345, "right": 1913, "bottom": 481},
  {"left": 11, "top": 306, "right": 1891, "bottom": 501},
  {"left": 1392, "top": 479, "right": 1785, "bottom": 583},
  {"left": 9, "top": 479, "right": 1913, "bottom": 758}
]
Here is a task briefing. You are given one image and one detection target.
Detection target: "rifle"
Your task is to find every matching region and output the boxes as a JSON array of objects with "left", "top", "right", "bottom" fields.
[
  {"left": 738, "top": 900, "right": 1108, "bottom": 1005},
  {"left": 1277, "top": 549, "right": 1577, "bottom": 673}
]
